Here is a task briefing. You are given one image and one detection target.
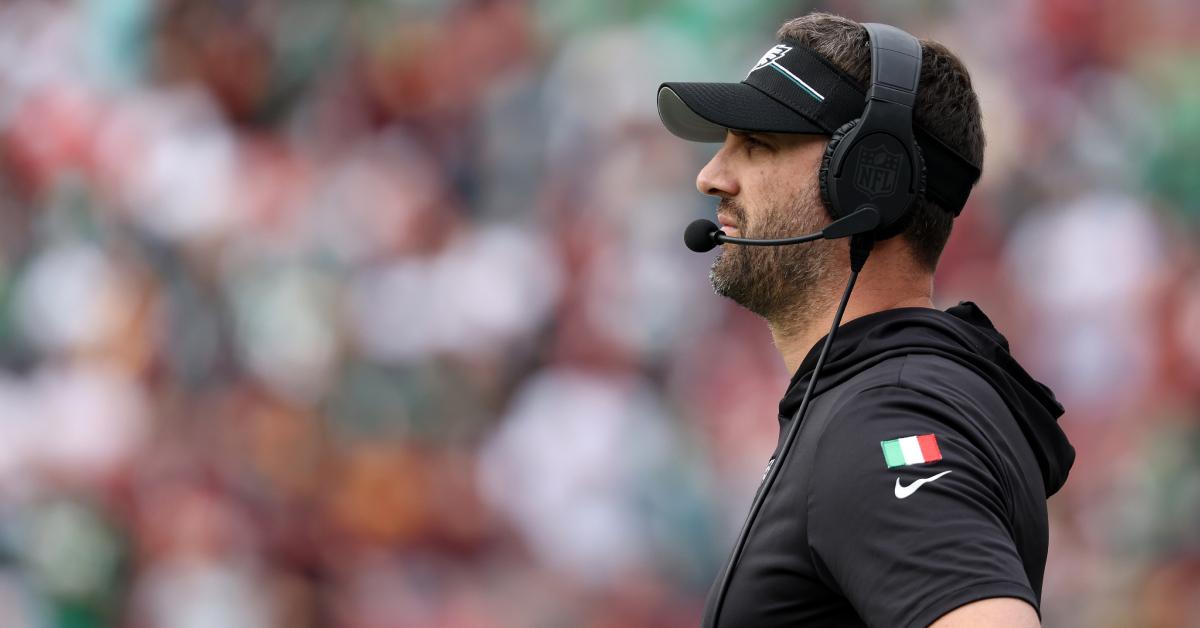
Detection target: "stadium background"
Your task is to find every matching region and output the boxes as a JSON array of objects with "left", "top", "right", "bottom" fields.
[{"left": 0, "top": 0, "right": 1198, "bottom": 626}]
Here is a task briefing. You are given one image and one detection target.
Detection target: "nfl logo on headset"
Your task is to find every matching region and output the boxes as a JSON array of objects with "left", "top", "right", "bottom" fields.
[{"left": 854, "top": 143, "right": 902, "bottom": 198}]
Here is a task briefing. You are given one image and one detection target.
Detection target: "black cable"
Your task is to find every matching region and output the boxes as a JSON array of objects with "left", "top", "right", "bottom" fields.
[{"left": 706, "top": 233, "right": 874, "bottom": 627}]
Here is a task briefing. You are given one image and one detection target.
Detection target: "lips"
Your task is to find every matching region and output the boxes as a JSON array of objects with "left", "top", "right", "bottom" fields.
[{"left": 717, "top": 214, "right": 739, "bottom": 233}]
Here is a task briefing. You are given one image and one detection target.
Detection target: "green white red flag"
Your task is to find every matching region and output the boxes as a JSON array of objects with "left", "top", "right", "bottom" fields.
[{"left": 881, "top": 434, "right": 942, "bottom": 469}]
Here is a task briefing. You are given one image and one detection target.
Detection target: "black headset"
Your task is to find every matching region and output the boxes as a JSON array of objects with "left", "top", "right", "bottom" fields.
[
  {"left": 819, "top": 23, "right": 925, "bottom": 241},
  {"left": 704, "top": 23, "right": 927, "bottom": 627}
]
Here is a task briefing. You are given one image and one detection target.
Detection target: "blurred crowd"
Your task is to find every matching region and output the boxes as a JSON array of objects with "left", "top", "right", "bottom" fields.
[{"left": 0, "top": 0, "right": 1198, "bottom": 626}]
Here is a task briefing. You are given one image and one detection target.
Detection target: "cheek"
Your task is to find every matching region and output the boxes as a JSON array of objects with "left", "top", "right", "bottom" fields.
[{"left": 741, "top": 149, "right": 826, "bottom": 228}]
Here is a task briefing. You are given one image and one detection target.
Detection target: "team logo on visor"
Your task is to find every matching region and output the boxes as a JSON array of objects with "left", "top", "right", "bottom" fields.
[
  {"left": 747, "top": 44, "right": 824, "bottom": 101},
  {"left": 750, "top": 44, "right": 792, "bottom": 72}
]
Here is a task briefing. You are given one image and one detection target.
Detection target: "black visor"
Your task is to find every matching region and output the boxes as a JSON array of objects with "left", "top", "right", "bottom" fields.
[{"left": 657, "top": 40, "right": 981, "bottom": 216}]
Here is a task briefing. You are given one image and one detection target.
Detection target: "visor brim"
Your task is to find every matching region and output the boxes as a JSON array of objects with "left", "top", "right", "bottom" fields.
[{"left": 657, "top": 82, "right": 827, "bottom": 142}]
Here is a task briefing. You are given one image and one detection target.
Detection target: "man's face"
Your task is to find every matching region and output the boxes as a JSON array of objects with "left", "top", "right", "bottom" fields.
[{"left": 696, "top": 130, "right": 839, "bottom": 321}]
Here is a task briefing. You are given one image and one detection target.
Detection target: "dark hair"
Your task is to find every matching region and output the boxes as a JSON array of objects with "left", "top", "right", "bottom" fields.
[{"left": 778, "top": 13, "right": 985, "bottom": 271}]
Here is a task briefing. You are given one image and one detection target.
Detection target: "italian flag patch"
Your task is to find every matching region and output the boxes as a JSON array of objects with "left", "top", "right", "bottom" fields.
[{"left": 881, "top": 434, "right": 942, "bottom": 468}]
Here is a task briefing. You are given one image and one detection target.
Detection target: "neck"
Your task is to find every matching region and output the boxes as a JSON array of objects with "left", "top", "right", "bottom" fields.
[{"left": 768, "top": 260, "right": 935, "bottom": 376}]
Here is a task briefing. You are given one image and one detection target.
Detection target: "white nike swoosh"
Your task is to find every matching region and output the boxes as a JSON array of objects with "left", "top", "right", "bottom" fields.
[{"left": 894, "top": 470, "right": 953, "bottom": 499}]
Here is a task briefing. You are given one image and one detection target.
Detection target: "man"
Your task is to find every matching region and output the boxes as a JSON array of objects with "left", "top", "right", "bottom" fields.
[{"left": 656, "top": 13, "right": 1075, "bottom": 628}]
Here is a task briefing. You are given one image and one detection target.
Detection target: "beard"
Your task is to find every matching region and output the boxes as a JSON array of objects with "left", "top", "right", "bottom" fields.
[{"left": 709, "top": 185, "right": 840, "bottom": 324}]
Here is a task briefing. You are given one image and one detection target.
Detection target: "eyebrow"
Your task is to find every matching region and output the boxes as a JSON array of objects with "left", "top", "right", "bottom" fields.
[{"left": 730, "top": 130, "right": 773, "bottom": 144}]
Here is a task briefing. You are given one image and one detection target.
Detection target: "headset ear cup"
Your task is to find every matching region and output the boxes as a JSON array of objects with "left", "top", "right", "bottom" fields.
[
  {"left": 819, "top": 119, "right": 861, "bottom": 220},
  {"left": 872, "top": 140, "right": 928, "bottom": 240}
]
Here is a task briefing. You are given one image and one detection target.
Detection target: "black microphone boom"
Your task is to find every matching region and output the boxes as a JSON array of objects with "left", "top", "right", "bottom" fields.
[
  {"left": 821, "top": 206, "right": 880, "bottom": 239},
  {"left": 682, "top": 206, "right": 881, "bottom": 253}
]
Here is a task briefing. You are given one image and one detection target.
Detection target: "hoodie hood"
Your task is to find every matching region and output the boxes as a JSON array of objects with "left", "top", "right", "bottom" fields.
[{"left": 780, "top": 302, "right": 1074, "bottom": 496}]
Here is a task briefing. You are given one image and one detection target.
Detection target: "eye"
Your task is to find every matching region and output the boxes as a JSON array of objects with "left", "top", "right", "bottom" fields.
[{"left": 740, "top": 134, "right": 772, "bottom": 153}]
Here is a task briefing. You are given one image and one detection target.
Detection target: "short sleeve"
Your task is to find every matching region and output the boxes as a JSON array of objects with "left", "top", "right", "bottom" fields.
[{"left": 806, "top": 384, "right": 1038, "bottom": 628}]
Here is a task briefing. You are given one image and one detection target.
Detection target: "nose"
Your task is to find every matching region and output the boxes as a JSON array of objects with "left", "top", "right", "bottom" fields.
[{"left": 696, "top": 140, "right": 739, "bottom": 198}]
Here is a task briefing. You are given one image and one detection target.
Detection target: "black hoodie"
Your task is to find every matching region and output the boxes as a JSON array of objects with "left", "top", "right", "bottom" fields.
[{"left": 703, "top": 302, "right": 1075, "bottom": 628}]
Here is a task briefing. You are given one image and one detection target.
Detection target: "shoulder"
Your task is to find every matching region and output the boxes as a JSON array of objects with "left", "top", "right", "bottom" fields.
[
  {"left": 818, "top": 353, "right": 1017, "bottom": 462},
  {"left": 820, "top": 354, "right": 1001, "bottom": 439},
  {"left": 806, "top": 363, "right": 1023, "bottom": 527},
  {"left": 813, "top": 376, "right": 999, "bottom": 481}
]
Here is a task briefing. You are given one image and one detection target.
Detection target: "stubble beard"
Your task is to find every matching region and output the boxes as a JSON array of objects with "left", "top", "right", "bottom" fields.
[{"left": 709, "top": 184, "right": 840, "bottom": 328}]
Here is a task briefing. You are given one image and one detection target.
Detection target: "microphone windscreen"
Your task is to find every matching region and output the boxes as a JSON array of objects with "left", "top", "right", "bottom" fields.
[{"left": 684, "top": 219, "right": 722, "bottom": 253}]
